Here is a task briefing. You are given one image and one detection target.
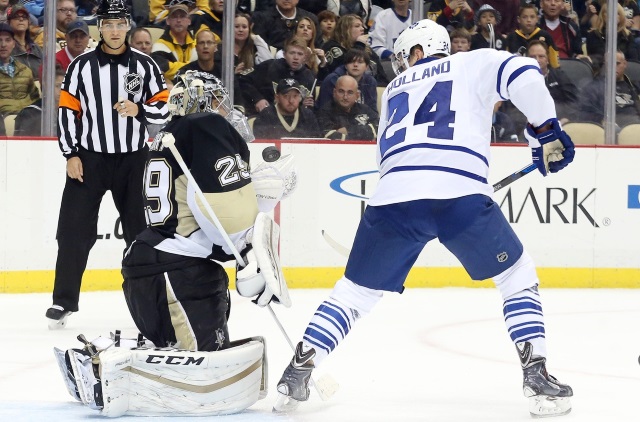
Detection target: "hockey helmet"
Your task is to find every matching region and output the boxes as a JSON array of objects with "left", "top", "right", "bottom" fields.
[
  {"left": 392, "top": 19, "right": 450, "bottom": 76},
  {"left": 96, "top": 0, "right": 130, "bottom": 25},
  {"left": 168, "top": 70, "right": 232, "bottom": 117}
]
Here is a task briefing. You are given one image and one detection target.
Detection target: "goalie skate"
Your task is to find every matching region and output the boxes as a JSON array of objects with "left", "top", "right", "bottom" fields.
[
  {"left": 518, "top": 342, "right": 573, "bottom": 418},
  {"left": 46, "top": 305, "right": 72, "bottom": 330}
]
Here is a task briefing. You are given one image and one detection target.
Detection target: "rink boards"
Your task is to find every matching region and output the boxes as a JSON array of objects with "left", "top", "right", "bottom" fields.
[{"left": 0, "top": 138, "right": 639, "bottom": 292}]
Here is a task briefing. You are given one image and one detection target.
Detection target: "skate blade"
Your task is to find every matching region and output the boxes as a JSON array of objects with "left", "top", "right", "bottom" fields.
[
  {"left": 47, "top": 315, "right": 70, "bottom": 330},
  {"left": 529, "top": 396, "right": 571, "bottom": 418},
  {"left": 272, "top": 392, "right": 301, "bottom": 413}
]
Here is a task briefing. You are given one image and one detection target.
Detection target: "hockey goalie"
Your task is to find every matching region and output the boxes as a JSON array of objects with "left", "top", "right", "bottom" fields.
[{"left": 53, "top": 70, "right": 297, "bottom": 416}]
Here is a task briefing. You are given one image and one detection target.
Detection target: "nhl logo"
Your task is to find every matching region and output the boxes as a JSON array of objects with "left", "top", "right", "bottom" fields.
[
  {"left": 497, "top": 252, "right": 508, "bottom": 263},
  {"left": 123, "top": 72, "right": 142, "bottom": 95}
]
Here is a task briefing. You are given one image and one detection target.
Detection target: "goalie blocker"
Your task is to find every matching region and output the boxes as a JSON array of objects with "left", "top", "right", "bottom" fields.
[{"left": 54, "top": 335, "right": 267, "bottom": 417}]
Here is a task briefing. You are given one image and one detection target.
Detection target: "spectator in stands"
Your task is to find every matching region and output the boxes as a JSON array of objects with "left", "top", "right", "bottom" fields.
[
  {"left": 368, "top": 0, "right": 412, "bottom": 61},
  {"left": 0, "top": 23, "right": 39, "bottom": 115},
  {"left": 239, "top": 36, "right": 316, "bottom": 114},
  {"left": 0, "top": 0, "right": 11, "bottom": 24},
  {"left": 14, "top": 63, "right": 65, "bottom": 136},
  {"left": 190, "top": 0, "right": 222, "bottom": 38},
  {"left": 317, "top": 48, "right": 377, "bottom": 110},
  {"left": 33, "top": 0, "right": 77, "bottom": 50},
  {"left": 491, "top": 101, "right": 519, "bottom": 143},
  {"left": 323, "top": 14, "right": 389, "bottom": 86},
  {"left": 129, "top": 27, "right": 153, "bottom": 54},
  {"left": 427, "top": 0, "right": 474, "bottom": 32},
  {"left": 317, "top": 9, "right": 337, "bottom": 47},
  {"left": 327, "top": 0, "right": 371, "bottom": 24},
  {"left": 252, "top": 0, "right": 319, "bottom": 50},
  {"left": 450, "top": 28, "right": 471, "bottom": 54},
  {"left": 275, "top": 17, "right": 328, "bottom": 77},
  {"left": 579, "top": 50, "right": 640, "bottom": 128},
  {"left": 252, "top": 78, "right": 322, "bottom": 139},
  {"left": 298, "top": 0, "right": 330, "bottom": 16},
  {"left": 23, "top": 1, "right": 45, "bottom": 23},
  {"left": 317, "top": 74, "right": 378, "bottom": 140},
  {"left": 8, "top": 3, "right": 42, "bottom": 81},
  {"left": 233, "top": 13, "right": 272, "bottom": 74},
  {"left": 152, "top": 3, "right": 197, "bottom": 81},
  {"left": 76, "top": 0, "right": 100, "bottom": 24},
  {"left": 506, "top": 4, "right": 559, "bottom": 68},
  {"left": 175, "top": 29, "right": 218, "bottom": 76},
  {"left": 586, "top": 3, "right": 640, "bottom": 61},
  {"left": 470, "top": 4, "right": 506, "bottom": 50},
  {"left": 580, "top": 0, "right": 600, "bottom": 34},
  {"left": 55, "top": 20, "right": 91, "bottom": 70},
  {"left": 472, "top": 0, "right": 521, "bottom": 34},
  {"left": 528, "top": 40, "right": 579, "bottom": 124},
  {"left": 620, "top": 0, "right": 640, "bottom": 37},
  {"left": 174, "top": 28, "right": 243, "bottom": 106},
  {"left": 538, "top": 0, "right": 584, "bottom": 59},
  {"left": 150, "top": 0, "right": 209, "bottom": 26}
]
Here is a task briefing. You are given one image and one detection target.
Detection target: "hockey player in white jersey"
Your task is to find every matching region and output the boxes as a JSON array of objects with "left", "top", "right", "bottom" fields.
[{"left": 275, "top": 20, "right": 575, "bottom": 418}]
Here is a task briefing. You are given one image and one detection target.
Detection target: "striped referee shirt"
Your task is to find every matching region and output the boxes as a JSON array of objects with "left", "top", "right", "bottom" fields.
[{"left": 58, "top": 41, "right": 169, "bottom": 157}]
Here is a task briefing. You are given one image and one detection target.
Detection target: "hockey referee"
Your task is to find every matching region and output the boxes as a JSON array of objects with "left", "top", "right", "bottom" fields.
[{"left": 46, "top": 0, "right": 169, "bottom": 328}]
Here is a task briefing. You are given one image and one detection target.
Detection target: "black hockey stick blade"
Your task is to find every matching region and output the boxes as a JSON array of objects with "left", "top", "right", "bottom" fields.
[{"left": 493, "top": 163, "right": 537, "bottom": 192}]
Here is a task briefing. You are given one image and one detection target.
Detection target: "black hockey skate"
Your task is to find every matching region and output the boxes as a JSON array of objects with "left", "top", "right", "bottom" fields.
[
  {"left": 518, "top": 342, "right": 573, "bottom": 418},
  {"left": 46, "top": 305, "right": 72, "bottom": 330},
  {"left": 273, "top": 342, "right": 315, "bottom": 412}
]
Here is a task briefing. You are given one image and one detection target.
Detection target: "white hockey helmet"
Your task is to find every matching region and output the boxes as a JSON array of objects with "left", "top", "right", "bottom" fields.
[
  {"left": 168, "top": 70, "right": 232, "bottom": 117},
  {"left": 391, "top": 19, "right": 451, "bottom": 76}
]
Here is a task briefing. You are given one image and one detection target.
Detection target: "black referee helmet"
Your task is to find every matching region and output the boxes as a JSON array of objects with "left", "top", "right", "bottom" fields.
[{"left": 96, "top": 0, "right": 130, "bottom": 21}]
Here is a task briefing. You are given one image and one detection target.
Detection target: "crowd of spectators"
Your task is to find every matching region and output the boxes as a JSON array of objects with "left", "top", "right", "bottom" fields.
[{"left": 1, "top": 0, "right": 640, "bottom": 140}]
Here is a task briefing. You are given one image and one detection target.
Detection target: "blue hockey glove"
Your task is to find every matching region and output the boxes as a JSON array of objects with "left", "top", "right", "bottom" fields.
[{"left": 524, "top": 119, "right": 575, "bottom": 176}]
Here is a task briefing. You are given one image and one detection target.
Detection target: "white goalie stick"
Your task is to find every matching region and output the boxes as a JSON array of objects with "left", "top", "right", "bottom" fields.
[
  {"left": 161, "top": 134, "right": 339, "bottom": 402},
  {"left": 322, "top": 163, "right": 538, "bottom": 257}
]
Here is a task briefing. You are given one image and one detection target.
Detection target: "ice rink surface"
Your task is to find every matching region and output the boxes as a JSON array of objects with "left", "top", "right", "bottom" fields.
[{"left": 1, "top": 288, "right": 639, "bottom": 422}]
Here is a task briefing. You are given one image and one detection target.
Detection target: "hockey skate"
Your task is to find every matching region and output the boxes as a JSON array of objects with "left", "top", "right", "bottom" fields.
[
  {"left": 46, "top": 305, "right": 72, "bottom": 330},
  {"left": 518, "top": 342, "right": 573, "bottom": 418},
  {"left": 273, "top": 342, "right": 315, "bottom": 413}
]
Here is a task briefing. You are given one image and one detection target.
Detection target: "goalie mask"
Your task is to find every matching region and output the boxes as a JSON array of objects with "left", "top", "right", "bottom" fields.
[
  {"left": 168, "top": 70, "right": 232, "bottom": 117},
  {"left": 392, "top": 19, "right": 450, "bottom": 76}
]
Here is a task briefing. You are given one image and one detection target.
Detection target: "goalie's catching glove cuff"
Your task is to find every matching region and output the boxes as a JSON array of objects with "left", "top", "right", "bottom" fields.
[{"left": 524, "top": 118, "right": 575, "bottom": 176}]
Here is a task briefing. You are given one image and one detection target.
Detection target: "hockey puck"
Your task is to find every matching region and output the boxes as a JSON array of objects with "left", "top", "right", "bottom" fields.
[{"left": 262, "top": 146, "right": 281, "bottom": 162}]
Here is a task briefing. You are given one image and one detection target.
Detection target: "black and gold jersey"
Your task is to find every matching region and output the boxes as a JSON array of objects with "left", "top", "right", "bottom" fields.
[{"left": 138, "top": 112, "right": 258, "bottom": 262}]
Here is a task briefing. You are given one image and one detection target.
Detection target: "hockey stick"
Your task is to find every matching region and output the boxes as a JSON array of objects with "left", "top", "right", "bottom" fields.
[
  {"left": 161, "top": 134, "right": 338, "bottom": 401},
  {"left": 492, "top": 163, "right": 537, "bottom": 192},
  {"left": 321, "top": 163, "right": 538, "bottom": 258}
]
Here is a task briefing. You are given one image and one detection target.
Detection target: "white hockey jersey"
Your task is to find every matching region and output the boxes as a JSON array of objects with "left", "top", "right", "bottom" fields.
[
  {"left": 368, "top": 49, "right": 556, "bottom": 206},
  {"left": 368, "top": 8, "right": 413, "bottom": 60}
]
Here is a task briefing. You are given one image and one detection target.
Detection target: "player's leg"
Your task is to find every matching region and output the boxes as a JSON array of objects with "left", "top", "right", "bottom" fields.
[
  {"left": 276, "top": 202, "right": 433, "bottom": 409},
  {"left": 439, "top": 194, "right": 572, "bottom": 417},
  {"left": 123, "top": 242, "right": 230, "bottom": 351},
  {"left": 111, "top": 148, "right": 148, "bottom": 247},
  {"left": 48, "top": 149, "right": 107, "bottom": 327}
]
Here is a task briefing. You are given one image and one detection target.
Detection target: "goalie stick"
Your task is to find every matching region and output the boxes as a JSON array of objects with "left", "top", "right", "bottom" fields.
[
  {"left": 322, "top": 163, "right": 538, "bottom": 257},
  {"left": 160, "top": 135, "right": 338, "bottom": 402}
]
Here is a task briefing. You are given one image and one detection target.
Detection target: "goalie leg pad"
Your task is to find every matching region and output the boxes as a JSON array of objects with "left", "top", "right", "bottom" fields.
[
  {"left": 100, "top": 338, "right": 266, "bottom": 417},
  {"left": 251, "top": 212, "right": 291, "bottom": 307}
]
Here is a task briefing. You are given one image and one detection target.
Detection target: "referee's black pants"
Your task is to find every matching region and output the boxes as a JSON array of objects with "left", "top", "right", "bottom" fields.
[{"left": 52, "top": 147, "right": 148, "bottom": 312}]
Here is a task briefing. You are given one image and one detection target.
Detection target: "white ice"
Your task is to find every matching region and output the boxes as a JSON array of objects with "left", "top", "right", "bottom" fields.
[{"left": 1, "top": 288, "right": 639, "bottom": 421}]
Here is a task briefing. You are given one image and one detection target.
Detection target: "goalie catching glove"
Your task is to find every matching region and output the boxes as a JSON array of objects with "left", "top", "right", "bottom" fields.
[
  {"left": 524, "top": 118, "right": 575, "bottom": 176},
  {"left": 236, "top": 212, "right": 292, "bottom": 307}
]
